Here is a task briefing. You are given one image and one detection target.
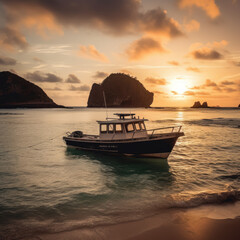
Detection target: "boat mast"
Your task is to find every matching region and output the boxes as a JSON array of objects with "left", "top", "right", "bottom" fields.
[{"left": 102, "top": 90, "right": 108, "bottom": 120}]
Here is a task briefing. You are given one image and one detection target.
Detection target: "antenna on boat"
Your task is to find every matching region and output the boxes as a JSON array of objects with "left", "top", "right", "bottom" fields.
[{"left": 102, "top": 90, "right": 108, "bottom": 120}]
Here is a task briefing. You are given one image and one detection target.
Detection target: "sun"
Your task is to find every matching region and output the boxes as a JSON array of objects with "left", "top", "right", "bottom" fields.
[{"left": 169, "top": 79, "right": 188, "bottom": 95}]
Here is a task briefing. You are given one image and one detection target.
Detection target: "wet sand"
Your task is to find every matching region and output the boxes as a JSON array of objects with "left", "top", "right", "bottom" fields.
[{"left": 36, "top": 202, "right": 240, "bottom": 240}]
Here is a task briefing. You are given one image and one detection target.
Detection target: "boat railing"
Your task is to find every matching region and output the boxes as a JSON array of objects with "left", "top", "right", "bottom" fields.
[{"left": 146, "top": 126, "right": 182, "bottom": 138}]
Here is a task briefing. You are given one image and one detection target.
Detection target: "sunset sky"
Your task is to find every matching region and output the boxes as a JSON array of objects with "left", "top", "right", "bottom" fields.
[{"left": 0, "top": 0, "right": 239, "bottom": 107}]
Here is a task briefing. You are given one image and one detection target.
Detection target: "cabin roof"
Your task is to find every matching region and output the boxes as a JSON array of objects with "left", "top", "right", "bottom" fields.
[
  {"left": 97, "top": 112, "right": 148, "bottom": 124},
  {"left": 97, "top": 118, "right": 148, "bottom": 124},
  {"left": 114, "top": 113, "right": 135, "bottom": 118}
]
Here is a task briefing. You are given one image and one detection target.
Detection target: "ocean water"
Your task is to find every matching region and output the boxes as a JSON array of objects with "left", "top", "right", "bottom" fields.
[{"left": 0, "top": 107, "right": 240, "bottom": 239}]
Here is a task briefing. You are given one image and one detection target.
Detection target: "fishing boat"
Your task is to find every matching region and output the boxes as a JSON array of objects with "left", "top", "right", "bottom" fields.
[{"left": 63, "top": 113, "right": 184, "bottom": 158}]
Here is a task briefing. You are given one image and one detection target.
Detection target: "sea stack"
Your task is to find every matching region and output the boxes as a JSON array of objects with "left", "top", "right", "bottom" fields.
[
  {"left": 191, "top": 101, "right": 202, "bottom": 108},
  {"left": 0, "top": 71, "right": 63, "bottom": 108},
  {"left": 191, "top": 101, "right": 209, "bottom": 108},
  {"left": 201, "top": 102, "right": 208, "bottom": 108},
  {"left": 87, "top": 73, "right": 153, "bottom": 107}
]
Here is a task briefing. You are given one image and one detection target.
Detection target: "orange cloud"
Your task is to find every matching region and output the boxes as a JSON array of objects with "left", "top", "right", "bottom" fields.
[
  {"left": 20, "top": 12, "right": 63, "bottom": 38},
  {"left": 188, "top": 40, "right": 228, "bottom": 60},
  {"left": 140, "top": 8, "right": 183, "bottom": 38},
  {"left": 126, "top": 37, "right": 167, "bottom": 61},
  {"left": 78, "top": 45, "right": 109, "bottom": 62},
  {"left": 0, "top": 27, "right": 28, "bottom": 51},
  {"left": 190, "top": 47, "right": 223, "bottom": 60},
  {"left": 145, "top": 77, "right": 167, "bottom": 85},
  {"left": 184, "top": 19, "right": 200, "bottom": 32},
  {"left": 184, "top": 90, "right": 195, "bottom": 96},
  {"left": 1, "top": 2, "right": 63, "bottom": 39},
  {"left": 178, "top": 0, "right": 220, "bottom": 19}
]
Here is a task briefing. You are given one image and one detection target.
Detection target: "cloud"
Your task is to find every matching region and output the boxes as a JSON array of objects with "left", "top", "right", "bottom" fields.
[
  {"left": 190, "top": 79, "right": 240, "bottom": 93},
  {"left": 220, "top": 80, "right": 235, "bottom": 86},
  {"left": 78, "top": 45, "right": 108, "bottom": 62},
  {"left": 69, "top": 85, "right": 90, "bottom": 91},
  {"left": 145, "top": 77, "right": 167, "bottom": 85},
  {"left": 186, "top": 67, "right": 200, "bottom": 72},
  {"left": 190, "top": 47, "right": 223, "bottom": 60},
  {"left": 0, "top": 56, "right": 17, "bottom": 65},
  {"left": 222, "top": 87, "right": 236, "bottom": 93},
  {"left": 139, "top": 8, "right": 183, "bottom": 37},
  {"left": 0, "top": 1, "right": 183, "bottom": 37},
  {"left": 189, "top": 40, "right": 228, "bottom": 52},
  {"left": 65, "top": 74, "right": 81, "bottom": 83},
  {"left": 178, "top": 0, "right": 220, "bottom": 19},
  {"left": 126, "top": 37, "right": 166, "bottom": 60},
  {"left": 25, "top": 71, "right": 63, "bottom": 82},
  {"left": 171, "top": 91, "right": 178, "bottom": 95},
  {"left": 93, "top": 71, "right": 108, "bottom": 79},
  {"left": 168, "top": 61, "right": 180, "bottom": 66},
  {"left": 184, "top": 19, "right": 200, "bottom": 32},
  {"left": 204, "top": 79, "right": 217, "bottom": 87},
  {"left": 0, "top": 27, "right": 28, "bottom": 51},
  {"left": 183, "top": 90, "right": 195, "bottom": 96}
]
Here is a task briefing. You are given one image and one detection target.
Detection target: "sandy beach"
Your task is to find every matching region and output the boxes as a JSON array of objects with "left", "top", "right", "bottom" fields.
[{"left": 34, "top": 202, "right": 240, "bottom": 240}]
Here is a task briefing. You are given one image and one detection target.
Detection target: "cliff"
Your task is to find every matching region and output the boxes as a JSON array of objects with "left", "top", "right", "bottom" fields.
[
  {"left": 87, "top": 73, "right": 153, "bottom": 107},
  {"left": 191, "top": 101, "right": 209, "bottom": 108},
  {"left": 0, "top": 71, "right": 62, "bottom": 108}
]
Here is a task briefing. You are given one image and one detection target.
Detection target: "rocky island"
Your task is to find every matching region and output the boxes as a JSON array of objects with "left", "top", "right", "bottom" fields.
[
  {"left": 191, "top": 101, "right": 209, "bottom": 108},
  {"left": 87, "top": 73, "right": 153, "bottom": 107},
  {"left": 0, "top": 71, "right": 63, "bottom": 108}
]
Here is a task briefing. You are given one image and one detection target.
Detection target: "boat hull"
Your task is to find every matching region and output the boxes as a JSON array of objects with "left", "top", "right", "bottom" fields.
[{"left": 63, "top": 133, "right": 182, "bottom": 158}]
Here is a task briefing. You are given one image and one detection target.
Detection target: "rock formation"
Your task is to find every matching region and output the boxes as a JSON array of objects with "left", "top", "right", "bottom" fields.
[
  {"left": 191, "top": 101, "right": 209, "bottom": 108},
  {"left": 87, "top": 73, "right": 153, "bottom": 107},
  {"left": 238, "top": 104, "right": 240, "bottom": 108},
  {"left": 191, "top": 101, "right": 202, "bottom": 108},
  {"left": 201, "top": 102, "right": 208, "bottom": 108},
  {"left": 0, "top": 71, "right": 63, "bottom": 108}
]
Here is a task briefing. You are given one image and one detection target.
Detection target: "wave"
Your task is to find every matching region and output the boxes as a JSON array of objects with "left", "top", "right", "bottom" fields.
[
  {"left": 153, "top": 118, "right": 240, "bottom": 128},
  {"left": 1, "top": 189, "right": 240, "bottom": 239},
  {"left": 186, "top": 118, "right": 240, "bottom": 128},
  {"left": 166, "top": 189, "right": 240, "bottom": 209}
]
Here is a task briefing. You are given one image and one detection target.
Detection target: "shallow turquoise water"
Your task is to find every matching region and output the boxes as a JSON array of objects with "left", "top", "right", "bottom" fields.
[{"left": 0, "top": 108, "right": 240, "bottom": 238}]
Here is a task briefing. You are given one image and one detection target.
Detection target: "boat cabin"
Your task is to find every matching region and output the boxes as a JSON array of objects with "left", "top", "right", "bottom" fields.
[{"left": 97, "top": 113, "right": 148, "bottom": 140}]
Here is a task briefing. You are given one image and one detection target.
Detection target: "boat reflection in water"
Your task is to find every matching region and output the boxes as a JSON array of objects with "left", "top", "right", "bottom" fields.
[
  {"left": 63, "top": 113, "right": 184, "bottom": 159},
  {"left": 65, "top": 147, "right": 173, "bottom": 183}
]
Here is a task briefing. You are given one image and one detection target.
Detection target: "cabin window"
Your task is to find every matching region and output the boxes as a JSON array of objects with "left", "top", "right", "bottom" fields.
[
  {"left": 108, "top": 124, "right": 114, "bottom": 133},
  {"left": 115, "top": 124, "right": 123, "bottom": 133},
  {"left": 101, "top": 124, "right": 107, "bottom": 133},
  {"left": 126, "top": 123, "right": 134, "bottom": 132},
  {"left": 135, "top": 123, "right": 141, "bottom": 131},
  {"left": 140, "top": 122, "right": 145, "bottom": 130}
]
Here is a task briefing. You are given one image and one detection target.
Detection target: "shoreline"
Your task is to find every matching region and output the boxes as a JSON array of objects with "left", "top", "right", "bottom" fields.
[{"left": 37, "top": 202, "right": 240, "bottom": 240}]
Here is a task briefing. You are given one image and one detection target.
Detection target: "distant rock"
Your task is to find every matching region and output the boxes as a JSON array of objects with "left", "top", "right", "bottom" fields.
[
  {"left": 0, "top": 71, "right": 63, "bottom": 108},
  {"left": 238, "top": 104, "right": 240, "bottom": 108},
  {"left": 201, "top": 102, "right": 208, "bottom": 108},
  {"left": 191, "top": 101, "right": 209, "bottom": 108},
  {"left": 191, "top": 101, "right": 202, "bottom": 108},
  {"left": 87, "top": 73, "right": 153, "bottom": 107}
]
